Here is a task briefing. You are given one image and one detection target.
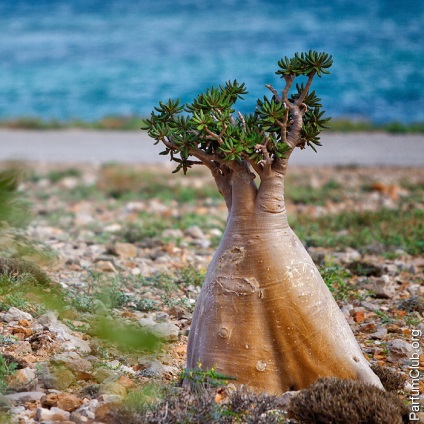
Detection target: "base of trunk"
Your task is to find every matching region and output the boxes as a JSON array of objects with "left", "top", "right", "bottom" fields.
[{"left": 187, "top": 219, "right": 382, "bottom": 394}]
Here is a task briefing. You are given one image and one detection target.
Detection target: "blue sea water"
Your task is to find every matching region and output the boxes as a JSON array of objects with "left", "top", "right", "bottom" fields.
[{"left": 0, "top": 0, "right": 423, "bottom": 123}]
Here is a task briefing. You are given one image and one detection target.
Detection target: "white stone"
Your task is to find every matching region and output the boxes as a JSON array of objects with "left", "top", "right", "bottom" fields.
[
  {"left": 3, "top": 307, "right": 33, "bottom": 323},
  {"left": 35, "top": 406, "right": 70, "bottom": 421}
]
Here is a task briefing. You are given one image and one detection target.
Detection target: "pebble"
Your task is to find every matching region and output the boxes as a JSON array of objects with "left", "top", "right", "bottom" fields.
[
  {"left": 3, "top": 307, "right": 33, "bottom": 323},
  {"left": 41, "top": 365, "right": 76, "bottom": 390},
  {"left": 114, "top": 242, "right": 138, "bottom": 258},
  {"left": 35, "top": 406, "right": 70, "bottom": 422},
  {"left": 373, "top": 275, "right": 396, "bottom": 299},
  {"left": 95, "top": 260, "right": 117, "bottom": 273},
  {"left": 370, "top": 326, "right": 388, "bottom": 340},
  {"left": 50, "top": 352, "right": 93, "bottom": 373},
  {"left": 150, "top": 322, "right": 180, "bottom": 342},
  {"left": 5, "top": 391, "right": 45, "bottom": 403},
  {"left": 99, "top": 382, "right": 127, "bottom": 398},
  {"left": 7, "top": 367, "right": 37, "bottom": 391},
  {"left": 387, "top": 339, "right": 413, "bottom": 363},
  {"left": 162, "top": 229, "right": 184, "bottom": 239},
  {"left": 185, "top": 226, "right": 205, "bottom": 239}
]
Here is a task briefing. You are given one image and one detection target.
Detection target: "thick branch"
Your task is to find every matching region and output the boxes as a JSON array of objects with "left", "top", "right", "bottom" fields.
[
  {"left": 282, "top": 74, "right": 295, "bottom": 102},
  {"left": 296, "top": 71, "right": 316, "bottom": 105}
]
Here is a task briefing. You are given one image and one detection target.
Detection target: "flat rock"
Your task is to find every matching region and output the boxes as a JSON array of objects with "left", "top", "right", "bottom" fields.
[
  {"left": 5, "top": 391, "right": 45, "bottom": 402},
  {"left": 3, "top": 307, "right": 33, "bottom": 323},
  {"left": 35, "top": 406, "right": 70, "bottom": 422},
  {"left": 7, "top": 367, "right": 37, "bottom": 391},
  {"left": 387, "top": 339, "right": 413, "bottom": 362},
  {"left": 150, "top": 322, "right": 180, "bottom": 342},
  {"left": 114, "top": 242, "right": 138, "bottom": 258},
  {"left": 51, "top": 351, "right": 93, "bottom": 373}
]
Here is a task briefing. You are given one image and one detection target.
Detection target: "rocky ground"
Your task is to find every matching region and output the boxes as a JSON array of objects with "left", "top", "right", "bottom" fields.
[{"left": 0, "top": 162, "right": 423, "bottom": 423}]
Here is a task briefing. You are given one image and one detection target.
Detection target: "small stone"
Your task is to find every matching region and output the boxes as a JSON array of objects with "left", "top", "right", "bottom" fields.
[
  {"left": 93, "top": 368, "right": 117, "bottom": 383},
  {"left": 11, "top": 326, "right": 33, "bottom": 337},
  {"left": 381, "top": 263, "right": 398, "bottom": 276},
  {"left": 95, "top": 260, "right": 117, "bottom": 273},
  {"left": 37, "top": 311, "right": 58, "bottom": 326},
  {"left": 0, "top": 393, "right": 12, "bottom": 410},
  {"left": 161, "top": 229, "right": 184, "bottom": 239},
  {"left": 275, "top": 391, "right": 299, "bottom": 409},
  {"left": 13, "top": 341, "right": 33, "bottom": 356},
  {"left": 151, "top": 322, "right": 180, "bottom": 341},
  {"left": 35, "top": 406, "right": 70, "bottom": 422},
  {"left": 3, "top": 307, "right": 33, "bottom": 323},
  {"left": 56, "top": 392, "right": 83, "bottom": 412},
  {"left": 41, "top": 392, "right": 59, "bottom": 407},
  {"left": 139, "top": 360, "right": 165, "bottom": 378},
  {"left": 370, "top": 326, "right": 388, "bottom": 340},
  {"left": 99, "top": 381, "right": 127, "bottom": 398},
  {"left": 116, "top": 375, "right": 136, "bottom": 389},
  {"left": 104, "top": 223, "right": 122, "bottom": 232},
  {"left": 340, "top": 304, "right": 353, "bottom": 316},
  {"left": 138, "top": 317, "right": 157, "bottom": 328},
  {"left": 42, "top": 365, "right": 76, "bottom": 390},
  {"left": 373, "top": 275, "right": 396, "bottom": 299},
  {"left": 353, "top": 310, "right": 365, "bottom": 323},
  {"left": 46, "top": 321, "right": 91, "bottom": 353},
  {"left": 155, "top": 312, "right": 169, "bottom": 322},
  {"left": 185, "top": 226, "right": 205, "bottom": 239},
  {"left": 387, "top": 339, "right": 413, "bottom": 363},
  {"left": 7, "top": 367, "right": 37, "bottom": 390},
  {"left": 114, "top": 242, "right": 138, "bottom": 258},
  {"left": 5, "top": 391, "right": 45, "bottom": 403},
  {"left": 360, "top": 301, "right": 381, "bottom": 312},
  {"left": 51, "top": 352, "right": 93, "bottom": 373}
]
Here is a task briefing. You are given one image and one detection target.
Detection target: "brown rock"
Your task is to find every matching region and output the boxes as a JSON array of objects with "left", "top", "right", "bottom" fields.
[
  {"left": 116, "top": 375, "right": 136, "bottom": 389},
  {"left": 114, "top": 242, "right": 137, "bottom": 258},
  {"left": 41, "top": 393, "right": 59, "bottom": 407},
  {"left": 94, "top": 402, "right": 115, "bottom": 423},
  {"left": 56, "top": 392, "right": 82, "bottom": 412},
  {"left": 8, "top": 367, "right": 37, "bottom": 390},
  {"left": 353, "top": 311, "right": 365, "bottom": 323},
  {"left": 11, "top": 326, "right": 33, "bottom": 337},
  {"left": 18, "top": 319, "right": 31, "bottom": 327},
  {"left": 95, "top": 260, "right": 117, "bottom": 273}
]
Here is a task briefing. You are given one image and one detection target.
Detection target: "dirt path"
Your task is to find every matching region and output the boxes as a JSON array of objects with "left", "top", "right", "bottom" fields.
[{"left": 1, "top": 129, "right": 423, "bottom": 166}]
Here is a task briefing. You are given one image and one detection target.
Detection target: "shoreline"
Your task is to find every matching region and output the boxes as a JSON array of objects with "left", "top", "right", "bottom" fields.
[{"left": 1, "top": 129, "right": 423, "bottom": 166}]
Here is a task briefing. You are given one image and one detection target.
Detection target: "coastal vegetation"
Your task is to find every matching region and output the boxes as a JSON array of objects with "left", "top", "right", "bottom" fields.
[{"left": 0, "top": 115, "right": 423, "bottom": 134}]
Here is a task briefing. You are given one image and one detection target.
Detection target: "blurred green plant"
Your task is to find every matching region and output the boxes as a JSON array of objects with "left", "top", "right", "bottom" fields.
[{"left": 0, "top": 355, "right": 18, "bottom": 394}]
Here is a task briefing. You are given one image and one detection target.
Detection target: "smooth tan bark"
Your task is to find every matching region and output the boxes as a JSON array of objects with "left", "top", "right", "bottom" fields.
[{"left": 187, "top": 172, "right": 382, "bottom": 394}]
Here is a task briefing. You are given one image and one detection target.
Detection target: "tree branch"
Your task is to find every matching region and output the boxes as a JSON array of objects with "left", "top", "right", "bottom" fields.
[
  {"left": 282, "top": 74, "right": 295, "bottom": 102},
  {"left": 265, "top": 84, "right": 282, "bottom": 103},
  {"left": 296, "top": 71, "right": 316, "bottom": 105}
]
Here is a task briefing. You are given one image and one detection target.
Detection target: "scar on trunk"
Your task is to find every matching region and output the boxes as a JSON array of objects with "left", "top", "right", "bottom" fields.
[
  {"left": 218, "top": 246, "right": 246, "bottom": 268},
  {"left": 215, "top": 276, "right": 259, "bottom": 296}
]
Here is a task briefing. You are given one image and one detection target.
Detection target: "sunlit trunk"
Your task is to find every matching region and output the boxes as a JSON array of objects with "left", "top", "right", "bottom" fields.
[{"left": 187, "top": 173, "right": 382, "bottom": 394}]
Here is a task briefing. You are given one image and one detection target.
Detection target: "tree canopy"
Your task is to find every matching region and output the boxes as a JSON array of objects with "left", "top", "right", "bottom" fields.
[{"left": 141, "top": 51, "right": 333, "bottom": 176}]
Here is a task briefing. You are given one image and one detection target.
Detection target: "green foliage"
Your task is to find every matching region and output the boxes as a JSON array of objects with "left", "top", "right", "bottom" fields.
[
  {"left": 181, "top": 364, "right": 237, "bottom": 390},
  {"left": 89, "top": 317, "right": 160, "bottom": 352},
  {"left": 319, "top": 262, "right": 355, "bottom": 301},
  {"left": 141, "top": 51, "right": 332, "bottom": 173},
  {"left": 0, "top": 355, "right": 18, "bottom": 393},
  {"left": 276, "top": 51, "right": 333, "bottom": 77},
  {"left": 115, "top": 384, "right": 288, "bottom": 424},
  {"left": 0, "top": 168, "right": 55, "bottom": 263},
  {"left": 292, "top": 208, "right": 424, "bottom": 255}
]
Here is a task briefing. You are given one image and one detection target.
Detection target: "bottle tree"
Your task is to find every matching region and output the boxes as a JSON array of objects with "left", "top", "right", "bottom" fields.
[{"left": 141, "top": 51, "right": 382, "bottom": 394}]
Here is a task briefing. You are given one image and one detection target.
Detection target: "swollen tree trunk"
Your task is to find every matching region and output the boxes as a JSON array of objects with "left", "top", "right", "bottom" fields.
[
  {"left": 141, "top": 51, "right": 383, "bottom": 394},
  {"left": 187, "top": 170, "right": 383, "bottom": 394}
]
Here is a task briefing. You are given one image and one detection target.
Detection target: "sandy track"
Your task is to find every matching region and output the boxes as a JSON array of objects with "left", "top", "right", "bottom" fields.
[{"left": 0, "top": 129, "right": 423, "bottom": 166}]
